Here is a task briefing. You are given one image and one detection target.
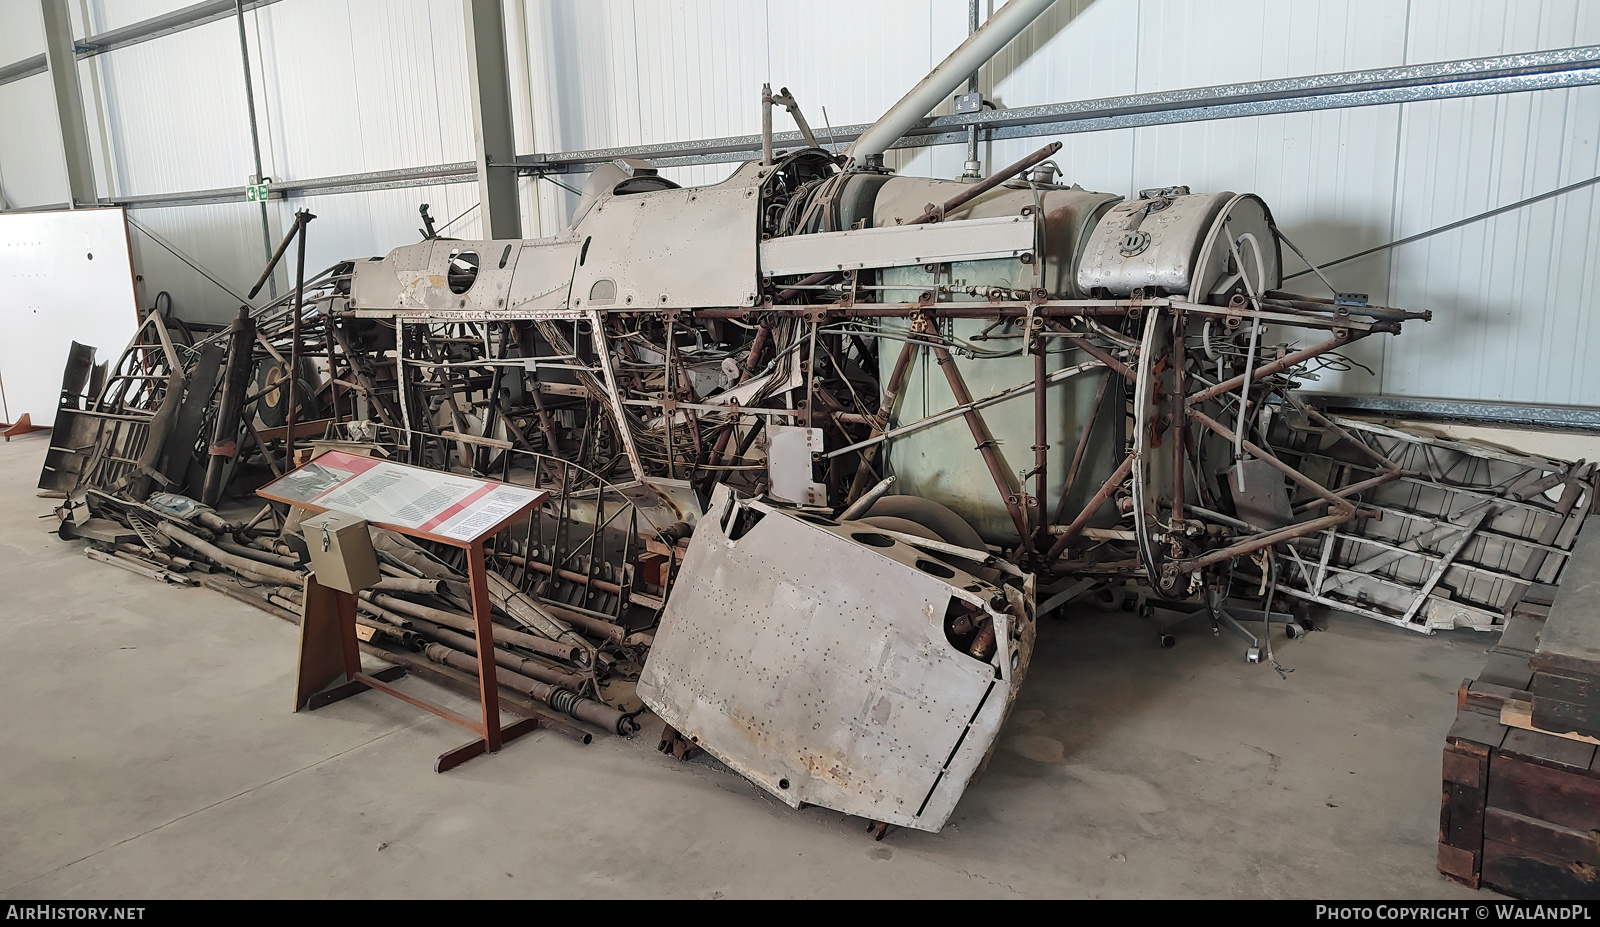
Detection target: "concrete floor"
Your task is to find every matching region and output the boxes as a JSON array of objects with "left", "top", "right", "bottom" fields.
[{"left": 0, "top": 430, "right": 1497, "bottom": 899}]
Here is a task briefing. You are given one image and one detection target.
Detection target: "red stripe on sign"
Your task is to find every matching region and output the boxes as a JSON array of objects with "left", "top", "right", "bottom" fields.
[{"left": 418, "top": 483, "right": 497, "bottom": 533}]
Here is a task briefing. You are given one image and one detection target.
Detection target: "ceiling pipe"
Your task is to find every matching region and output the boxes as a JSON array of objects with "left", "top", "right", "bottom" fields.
[{"left": 845, "top": 0, "right": 1057, "bottom": 167}]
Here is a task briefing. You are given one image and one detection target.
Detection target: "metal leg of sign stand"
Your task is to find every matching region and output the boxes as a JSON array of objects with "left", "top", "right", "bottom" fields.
[{"left": 293, "top": 539, "right": 539, "bottom": 771}]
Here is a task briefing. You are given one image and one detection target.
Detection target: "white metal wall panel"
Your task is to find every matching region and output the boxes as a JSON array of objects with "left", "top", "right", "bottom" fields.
[
  {"left": 251, "top": 0, "right": 475, "bottom": 183},
  {"left": 1381, "top": 0, "right": 1600, "bottom": 405},
  {"left": 0, "top": 2, "right": 61, "bottom": 207},
  {"left": 81, "top": 0, "right": 203, "bottom": 34},
  {"left": 92, "top": 20, "right": 256, "bottom": 195},
  {"left": 0, "top": 75, "right": 70, "bottom": 207},
  {"left": 0, "top": 0, "right": 43, "bottom": 62},
  {"left": 124, "top": 202, "right": 264, "bottom": 320}
]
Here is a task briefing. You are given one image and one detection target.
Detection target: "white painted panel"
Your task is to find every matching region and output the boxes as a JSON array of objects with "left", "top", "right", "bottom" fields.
[
  {"left": 251, "top": 0, "right": 475, "bottom": 182},
  {"left": 123, "top": 202, "right": 265, "bottom": 324},
  {"left": 1379, "top": 0, "right": 1600, "bottom": 405},
  {"left": 82, "top": 0, "right": 200, "bottom": 34},
  {"left": 0, "top": 207, "right": 139, "bottom": 424},
  {"left": 0, "top": 74, "right": 69, "bottom": 207},
  {"left": 0, "top": 0, "right": 43, "bottom": 63},
  {"left": 92, "top": 19, "right": 256, "bottom": 195}
]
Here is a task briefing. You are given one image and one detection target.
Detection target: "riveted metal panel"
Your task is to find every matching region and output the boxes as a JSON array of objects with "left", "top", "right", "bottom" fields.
[
  {"left": 638, "top": 485, "right": 1034, "bottom": 833},
  {"left": 567, "top": 165, "right": 762, "bottom": 310}
]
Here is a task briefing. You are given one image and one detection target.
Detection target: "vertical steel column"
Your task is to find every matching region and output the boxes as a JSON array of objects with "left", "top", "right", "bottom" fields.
[
  {"left": 39, "top": 0, "right": 95, "bottom": 206},
  {"left": 464, "top": 0, "right": 522, "bottom": 239},
  {"left": 234, "top": 0, "right": 277, "bottom": 298},
  {"left": 964, "top": 0, "right": 981, "bottom": 176}
]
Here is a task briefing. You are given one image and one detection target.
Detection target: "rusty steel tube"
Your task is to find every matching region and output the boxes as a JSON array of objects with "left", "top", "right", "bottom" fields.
[
  {"left": 1046, "top": 453, "right": 1133, "bottom": 561},
  {"left": 199, "top": 575, "right": 298, "bottom": 624},
  {"left": 1175, "top": 512, "right": 1352, "bottom": 574},
  {"left": 1049, "top": 370, "right": 1110, "bottom": 531},
  {"left": 215, "top": 537, "right": 301, "bottom": 571},
  {"left": 931, "top": 344, "right": 1031, "bottom": 541},
  {"left": 701, "top": 322, "right": 772, "bottom": 488},
  {"left": 362, "top": 591, "right": 583, "bottom": 662},
  {"left": 907, "top": 141, "right": 1063, "bottom": 225},
  {"left": 358, "top": 642, "right": 593, "bottom": 744},
  {"left": 371, "top": 575, "right": 447, "bottom": 596},
  {"left": 159, "top": 522, "right": 303, "bottom": 586},
  {"left": 535, "top": 598, "right": 629, "bottom": 646},
  {"left": 1056, "top": 334, "right": 1136, "bottom": 383},
  {"left": 1290, "top": 469, "right": 1407, "bottom": 514},
  {"left": 491, "top": 551, "right": 625, "bottom": 597},
  {"left": 1188, "top": 331, "right": 1368, "bottom": 404},
  {"left": 406, "top": 617, "right": 584, "bottom": 690},
  {"left": 112, "top": 542, "right": 208, "bottom": 572},
  {"left": 1032, "top": 343, "right": 1048, "bottom": 537},
  {"left": 422, "top": 643, "right": 634, "bottom": 735},
  {"left": 1187, "top": 408, "right": 1353, "bottom": 513},
  {"left": 847, "top": 337, "right": 920, "bottom": 503}
]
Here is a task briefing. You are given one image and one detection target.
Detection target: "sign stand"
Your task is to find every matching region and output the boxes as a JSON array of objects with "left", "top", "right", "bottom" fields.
[{"left": 258, "top": 451, "right": 548, "bottom": 772}]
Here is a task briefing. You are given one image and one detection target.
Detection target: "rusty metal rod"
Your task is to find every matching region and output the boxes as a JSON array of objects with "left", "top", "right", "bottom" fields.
[
  {"left": 159, "top": 522, "right": 303, "bottom": 586},
  {"left": 931, "top": 344, "right": 1031, "bottom": 543},
  {"left": 1056, "top": 333, "right": 1136, "bottom": 383},
  {"left": 1046, "top": 453, "right": 1133, "bottom": 560},
  {"left": 1290, "top": 469, "right": 1407, "bottom": 514},
  {"left": 358, "top": 642, "right": 593, "bottom": 744},
  {"left": 112, "top": 542, "right": 208, "bottom": 572},
  {"left": 404, "top": 616, "right": 584, "bottom": 690},
  {"left": 701, "top": 322, "right": 772, "bottom": 489},
  {"left": 490, "top": 550, "right": 625, "bottom": 597},
  {"left": 1287, "top": 396, "right": 1402, "bottom": 472},
  {"left": 361, "top": 591, "right": 583, "bottom": 663},
  {"left": 1032, "top": 341, "right": 1048, "bottom": 539},
  {"left": 1187, "top": 408, "right": 1354, "bottom": 513},
  {"left": 777, "top": 271, "right": 839, "bottom": 302},
  {"left": 215, "top": 537, "right": 301, "bottom": 571},
  {"left": 371, "top": 575, "right": 447, "bottom": 596},
  {"left": 284, "top": 210, "right": 315, "bottom": 462},
  {"left": 422, "top": 643, "right": 635, "bottom": 735},
  {"left": 847, "top": 336, "right": 919, "bottom": 503},
  {"left": 1188, "top": 330, "right": 1367, "bottom": 404},
  {"left": 906, "top": 141, "right": 1062, "bottom": 225},
  {"left": 535, "top": 598, "right": 629, "bottom": 646},
  {"left": 1175, "top": 512, "right": 1351, "bottom": 574},
  {"left": 199, "top": 575, "right": 298, "bottom": 624},
  {"left": 1050, "top": 370, "right": 1111, "bottom": 532},
  {"left": 1171, "top": 310, "right": 1187, "bottom": 522},
  {"left": 247, "top": 211, "right": 305, "bottom": 300},
  {"left": 693, "top": 306, "right": 1136, "bottom": 319}
]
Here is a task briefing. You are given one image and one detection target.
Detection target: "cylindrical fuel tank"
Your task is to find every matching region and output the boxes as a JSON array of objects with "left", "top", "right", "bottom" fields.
[{"left": 1077, "top": 189, "right": 1282, "bottom": 300}]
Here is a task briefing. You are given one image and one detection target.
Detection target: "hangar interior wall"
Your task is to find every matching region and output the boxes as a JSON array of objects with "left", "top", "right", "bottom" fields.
[{"left": 0, "top": 0, "right": 1595, "bottom": 406}]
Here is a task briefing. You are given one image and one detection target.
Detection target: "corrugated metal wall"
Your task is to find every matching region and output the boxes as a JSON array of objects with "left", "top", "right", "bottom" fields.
[{"left": 0, "top": 0, "right": 1594, "bottom": 407}]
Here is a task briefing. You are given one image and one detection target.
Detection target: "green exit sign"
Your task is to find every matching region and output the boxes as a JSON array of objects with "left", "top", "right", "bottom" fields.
[{"left": 245, "top": 182, "right": 271, "bottom": 201}]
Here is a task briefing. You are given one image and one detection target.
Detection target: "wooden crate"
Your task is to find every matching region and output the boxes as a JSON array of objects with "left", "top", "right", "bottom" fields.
[{"left": 1438, "top": 572, "right": 1600, "bottom": 899}]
